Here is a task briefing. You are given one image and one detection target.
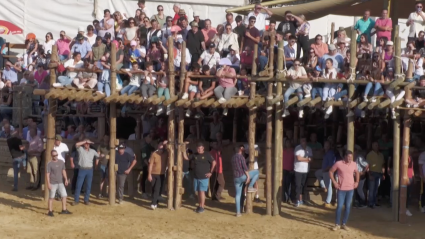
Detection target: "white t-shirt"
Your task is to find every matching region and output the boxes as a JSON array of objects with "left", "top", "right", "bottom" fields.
[
  {"left": 418, "top": 151, "right": 425, "bottom": 175},
  {"left": 64, "top": 59, "right": 84, "bottom": 79},
  {"left": 129, "top": 73, "right": 142, "bottom": 86},
  {"left": 141, "top": 70, "right": 157, "bottom": 85},
  {"left": 223, "top": 21, "right": 237, "bottom": 30},
  {"left": 324, "top": 68, "right": 337, "bottom": 79},
  {"left": 226, "top": 53, "right": 240, "bottom": 67},
  {"left": 288, "top": 66, "right": 307, "bottom": 89},
  {"left": 415, "top": 58, "right": 424, "bottom": 75},
  {"left": 54, "top": 142, "right": 69, "bottom": 162},
  {"left": 244, "top": 12, "right": 270, "bottom": 31},
  {"left": 244, "top": 143, "right": 260, "bottom": 169},
  {"left": 294, "top": 145, "right": 312, "bottom": 173},
  {"left": 98, "top": 18, "right": 115, "bottom": 39},
  {"left": 85, "top": 34, "right": 97, "bottom": 46},
  {"left": 174, "top": 48, "right": 191, "bottom": 67},
  {"left": 200, "top": 51, "right": 220, "bottom": 69},
  {"left": 42, "top": 40, "right": 56, "bottom": 54}
]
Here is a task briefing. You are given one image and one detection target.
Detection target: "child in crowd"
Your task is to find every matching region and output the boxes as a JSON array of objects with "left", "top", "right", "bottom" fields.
[
  {"left": 97, "top": 52, "right": 112, "bottom": 96},
  {"left": 181, "top": 63, "right": 201, "bottom": 101},
  {"left": 236, "top": 68, "right": 249, "bottom": 96},
  {"left": 121, "top": 61, "right": 142, "bottom": 95},
  {"left": 140, "top": 61, "right": 157, "bottom": 99},
  {"left": 156, "top": 63, "right": 170, "bottom": 115}
]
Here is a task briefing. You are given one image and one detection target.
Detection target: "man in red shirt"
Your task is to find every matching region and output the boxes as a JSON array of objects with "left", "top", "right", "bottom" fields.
[
  {"left": 374, "top": 9, "right": 392, "bottom": 44},
  {"left": 329, "top": 150, "right": 359, "bottom": 231},
  {"left": 209, "top": 141, "right": 225, "bottom": 201}
]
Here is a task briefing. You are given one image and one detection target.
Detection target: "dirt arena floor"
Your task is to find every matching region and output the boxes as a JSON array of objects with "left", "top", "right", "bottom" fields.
[{"left": 0, "top": 181, "right": 424, "bottom": 239}]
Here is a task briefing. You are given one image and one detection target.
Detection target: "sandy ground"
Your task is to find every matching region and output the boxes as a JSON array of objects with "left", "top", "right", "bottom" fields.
[{"left": 0, "top": 182, "right": 424, "bottom": 239}]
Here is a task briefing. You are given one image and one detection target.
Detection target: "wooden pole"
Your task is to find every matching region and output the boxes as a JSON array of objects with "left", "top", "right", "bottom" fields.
[
  {"left": 252, "top": 44, "right": 258, "bottom": 76},
  {"left": 266, "top": 82, "right": 273, "bottom": 216},
  {"left": 108, "top": 43, "right": 117, "bottom": 205},
  {"left": 44, "top": 45, "right": 58, "bottom": 201},
  {"left": 167, "top": 36, "right": 176, "bottom": 210},
  {"left": 346, "top": 28, "right": 357, "bottom": 152},
  {"left": 330, "top": 22, "right": 335, "bottom": 44},
  {"left": 246, "top": 82, "right": 257, "bottom": 214},
  {"left": 273, "top": 40, "right": 284, "bottom": 216},
  {"left": 392, "top": 34, "right": 401, "bottom": 222}
]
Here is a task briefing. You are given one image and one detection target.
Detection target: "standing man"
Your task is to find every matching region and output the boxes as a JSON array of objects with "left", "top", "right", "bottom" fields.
[
  {"left": 243, "top": 16, "right": 261, "bottom": 52},
  {"left": 209, "top": 141, "right": 225, "bottom": 202},
  {"left": 294, "top": 136, "right": 312, "bottom": 207},
  {"left": 141, "top": 134, "right": 155, "bottom": 199},
  {"left": 72, "top": 139, "right": 99, "bottom": 206},
  {"left": 354, "top": 10, "right": 375, "bottom": 43},
  {"left": 190, "top": 142, "right": 216, "bottom": 213},
  {"left": 407, "top": 2, "right": 425, "bottom": 41},
  {"left": 148, "top": 140, "right": 168, "bottom": 210},
  {"left": 329, "top": 150, "right": 359, "bottom": 231},
  {"left": 314, "top": 141, "right": 335, "bottom": 207},
  {"left": 233, "top": 15, "right": 246, "bottom": 49},
  {"left": 115, "top": 144, "right": 137, "bottom": 204},
  {"left": 277, "top": 11, "right": 297, "bottom": 36},
  {"left": 97, "top": 135, "right": 110, "bottom": 198},
  {"left": 374, "top": 9, "right": 392, "bottom": 44},
  {"left": 46, "top": 150, "right": 72, "bottom": 216},
  {"left": 366, "top": 141, "right": 385, "bottom": 208},
  {"left": 192, "top": 12, "right": 206, "bottom": 30},
  {"left": 26, "top": 127, "right": 44, "bottom": 190},
  {"left": 223, "top": 13, "right": 237, "bottom": 30},
  {"left": 244, "top": 3, "right": 273, "bottom": 36},
  {"left": 7, "top": 136, "right": 26, "bottom": 191},
  {"left": 186, "top": 21, "right": 206, "bottom": 68}
]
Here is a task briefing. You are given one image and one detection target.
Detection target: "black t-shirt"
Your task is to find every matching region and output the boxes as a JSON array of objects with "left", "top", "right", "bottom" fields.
[
  {"left": 190, "top": 152, "right": 214, "bottom": 179},
  {"left": 415, "top": 39, "right": 425, "bottom": 49},
  {"left": 200, "top": 78, "right": 214, "bottom": 91},
  {"left": 183, "top": 156, "right": 190, "bottom": 172},
  {"left": 115, "top": 151, "right": 134, "bottom": 174},
  {"left": 7, "top": 137, "right": 25, "bottom": 159},
  {"left": 233, "top": 25, "right": 246, "bottom": 47},
  {"left": 186, "top": 30, "right": 205, "bottom": 55},
  {"left": 277, "top": 20, "right": 297, "bottom": 35}
]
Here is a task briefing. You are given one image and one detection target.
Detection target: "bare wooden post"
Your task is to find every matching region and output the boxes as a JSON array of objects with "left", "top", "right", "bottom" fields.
[
  {"left": 392, "top": 34, "right": 401, "bottom": 222},
  {"left": 266, "top": 82, "right": 273, "bottom": 215},
  {"left": 346, "top": 28, "right": 357, "bottom": 152},
  {"left": 167, "top": 36, "right": 176, "bottom": 210},
  {"left": 108, "top": 43, "right": 117, "bottom": 205},
  {"left": 252, "top": 44, "right": 258, "bottom": 76},
  {"left": 330, "top": 22, "right": 335, "bottom": 43},
  {"left": 44, "top": 45, "right": 58, "bottom": 201},
  {"left": 246, "top": 82, "right": 257, "bottom": 214},
  {"left": 273, "top": 40, "right": 284, "bottom": 216}
]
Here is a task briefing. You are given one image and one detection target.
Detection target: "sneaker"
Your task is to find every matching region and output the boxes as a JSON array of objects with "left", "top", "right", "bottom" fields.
[
  {"left": 47, "top": 211, "right": 54, "bottom": 217},
  {"left": 98, "top": 194, "right": 103, "bottom": 199},
  {"left": 218, "top": 97, "right": 226, "bottom": 104},
  {"left": 326, "top": 105, "right": 333, "bottom": 115},
  {"left": 247, "top": 187, "right": 257, "bottom": 193},
  {"left": 341, "top": 224, "right": 350, "bottom": 231},
  {"left": 298, "top": 109, "right": 304, "bottom": 118},
  {"left": 368, "top": 205, "right": 375, "bottom": 209},
  {"left": 346, "top": 111, "right": 354, "bottom": 117},
  {"left": 235, "top": 213, "right": 242, "bottom": 217},
  {"left": 282, "top": 109, "right": 290, "bottom": 117},
  {"left": 324, "top": 203, "right": 332, "bottom": 209},
  {"left": 181, "top": 92, "right": 189, "bottom": 100},
  {"left": 299, "top": 200, "right": 304, "bottom": 205},
  {"left": 294, "top": 201, "right": 300, "bottom": 207},
  {"left": 156, "top": 107, "right": 164, "bottom": 116},
  {"left": 363, "top": 96, "right": 368, "bottom": 102},
  {"left": 118, "top": 199, "right": 123, "bottom": 204},
  {"left": 396, "top": 90, "right": 405, "bottom": 101},
  {"left": 406, "top": 209, "right": 412, "bottom": 216},
  {"left": 84, "top": 201, "right": 90, "bottom": 206},
  {"left": 238, "top": 90, "right": 244, "bottom": 96},
  {"left": 361, "top": 111, "right": 366, "bottom": 118},
  {"left": 185, "top": 109, "right": 192, "bottom": 117},
  {"left": 72, "top": 202, "right": 79, "bottom": 206},
  {"left": 421, "top": 207, "right": 425, "bottom": 213},
  {"left": 196, "top": 207, "right": 205, "bottom": 213},
  {"left": 332, "top": 225, "right": 340, "bottom": 231},
  {"left": 53, "top": 83, "right": 62, "bottom": 88},
  {"left": 305, "top": 94, "right": 311, "bottom": 98},
  {"left": 166, "top": 105, "right": 172, "bottom": 115},
  {"left": 96, "top": 91, "right": 105, "bottom": 95},
  {"left": 59, "top": 210, "right": 72, "bottom": 215},
  {"left": 194, "top": 206, "right": 200, "bottom": 212},
  {"left": 254, "top": 197, "right": 261, "bottom": 203},
  {"left": 223, "top": 108, "right": 228, "bottom": 116},
  {"left": 151, "top": 204, "right": 157, "bottom": 210},
  {"left": 391, "top": 110, "right": 396, "bottom": 119},
  {"left": 371, "top": 97, "right": 376, "bottom": 103}
]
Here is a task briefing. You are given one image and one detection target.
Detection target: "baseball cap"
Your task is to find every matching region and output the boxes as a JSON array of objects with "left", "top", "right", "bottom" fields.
[
  {"left": 209, "top": 42, "right": 216, "bottom": 48},
  {"left": 178, "top": 9, "right": 186, "bottom": 15},
  {"left": 328, "top": 44, "right": 336, "bottom": 51},
  {"left": 55, "top": 135, "right": 62, "bottom": 141},
  {"left": 78, "top": 26, "right": 85, "bottom": 32},
  {"left": 130, "top": 40, "right": 137, "bottom": 46},
  {"left": 76, "top": 33, "right": 84, "bottom": 40},
  {"left": 193, "top": 11, "right": 199, "bottom": 17},
  {"left": 197, "top": 142, "right": 204, "bottom": 147},
  {"left": 104, "top": 32, "right": 112, "bottom": 39},
  {"left": 118, "top": 143, "right": 126, "bottom": 149},
  {"left": 191, "top": 21, "right": 199, "bottom": 27}
]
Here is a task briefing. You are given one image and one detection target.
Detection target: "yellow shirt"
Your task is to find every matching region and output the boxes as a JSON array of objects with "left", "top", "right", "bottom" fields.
[{"left": 366, "top": 151, "right": 384, "bottom": 173}]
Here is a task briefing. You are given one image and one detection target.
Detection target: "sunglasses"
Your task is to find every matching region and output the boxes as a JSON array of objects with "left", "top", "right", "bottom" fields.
[
  {"left": 144, "top": 20, "right": 149, "bottom": 22},
  {"left": 250, "top": 20, "right": 256, "bottom": 23},
  {"left": 316, "top": 38, "right": 322, "bottom": 40},
  {"left": 52, "top": 154, "right": 58, "bottom": 157},
  {"left": 418, "top": 6, "right": 423, "bottom": 8},
  {"left": 129, "top": 21, "right": 135, "bottom": 24},
  {"left": 158, "top": 9, "right": 163, "bottom": 11}
]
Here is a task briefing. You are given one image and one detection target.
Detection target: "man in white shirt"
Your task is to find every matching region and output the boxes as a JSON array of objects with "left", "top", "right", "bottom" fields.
[
  {"left": 244, "top": 3, "right": 273, "bottom": 35},
  {"left": 223, "top": 13, "right": 237, "bottom": 30},
  {"left": 407, "top": 3, "right": 425, "bottom": 41},
  {"left": 53, "top": 135, "right": 69, "bottom": 163},
  {"left": 54, "top": 52, "right": 84, "bottom": 87},
  {"left": 85, "top": 25, "right": 97, "bottom": 46},
  {"left": 198, "top": 43, "right": 220, "bottom": 73},
  {"left": 174, "top": 40, "right": 191, "bottom": 70},
  {"left": 294, "top": 137, "right": 313, "bottom": 207}
]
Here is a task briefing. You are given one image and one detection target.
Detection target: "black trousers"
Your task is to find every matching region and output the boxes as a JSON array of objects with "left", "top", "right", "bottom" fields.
[
  {"left": 71, "top": 168, "right": 86, "bottom": 193},
  {"left": 189, "top": 53, "right": 200, "bottom": 69},
  {"left": 282, "top": 170, "right": 295, "bottom": 202},
  {"left": 151, "top": 174, "right": 165, "bottom": 205},
  {"left": 294, "top": 172, "right": 307, "bottom": 201},
  {"left": 297, "top": 35, "right": 309, "bottom": 62},
  {"left": 141, "top": 166, "right": 148, "bottom": 194},
  {"left": 210, "top": 172, "right": 225, "bottom": 200}
]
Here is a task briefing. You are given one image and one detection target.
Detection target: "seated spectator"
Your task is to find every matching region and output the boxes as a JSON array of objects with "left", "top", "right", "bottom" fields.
[
  {"left": 156, "top": 63, "right": 171, "bottom": 115},
  {"left": 310, "top": 34, "right": 328, "bottom": 58},
  {"left": 284, "top": 36, "right": 297, "bottom": 69},
  {"left": 173, "top": 40, "right": 191, "bottom": 71},
  {"left": 0, "top": 123, "right": 14, "bottom": 139},
  {"left": 121, "top": 61, "right": 142, "bottom": 95},
  {"left": 127, "top": 40, "right": 143, "bottom": 68},
  {"left": 54, "top": 52, "right": 84, "bottom": 87},
  {"left": 140, "top": 61, "right": 157, "bottom": 99},
  {"left": 357, "top": 33, "right": 373, "bottom": 58},
  {"left": 147, "top": 19, "right": 163, "bottom": 47},
  {"left": 70, "top": 34, "right": 92, "bottom": 60},
  {"left": 214, "top": 58, "right": 237, "bottom": 116},
  {"left": 198, "top": 43, "right": 220, "bottom": 74},
  {"left": 146, "top": 37, "right": 167, "bottom": 71},
  {"left": 323, "top": 58, "right": 338, "bottom": 118},
  {"left": 309, "top": 66, "right": 323, "bottom": 101},
  {"left": 23, "top": 33, "right": 38, "bottom": 68},
  {"left": 181, "top": 63, "right": 200, "bottom": 100},
  {"left": 240, "top": 46, "right": 253, "bottom": 71},
  {"left": 332, "top": 63, "right": 352, "bottom": 102},
  {"left": 226, "top": 47, "right": 240, "bottom": 73},
  {"left": 196, "top": 65, "right": 216, "bottom": 100},
  {"left": 376, "top": 37, "right": 388, "bottom": 55},
  {"left": 219, "top": 23, "right": 239, "bottom": 57},
  {"left": 20, "top": 70, "right": 30, "bottom": 85},
  {"left": 34, "top": 64, "right": 48, "bottom": 85},
  {"left": 258, "top": 36, "right": 270, "bottom": 72},
  {"left": 42, "top": 32, "right": 56, "bottom": 54},
  {"left": 211, "top": 24, "right": 224, "bottom": 50},
  {"left": 30, "top": 48, "right": 49, "bottom": 71},
  {"left": 2, "top": 61, "right": 19, "bottom": 84},
  {"left": 382, "top": 41, "right": 394, "bottom": 70},
  {"left": 321, "top": 44, "right": 344, "bottom": 72},
  {"left": 92, "top": 36, "right": 106, "bottom": 62},
  {"left": 113, "top": 39, "right": 124, "bottom": 70},
  {"left": 306, "top": 48, "right": 318, "bottom": 68},
  {"left": 73, "top": 59, "right": 98, "bottom": 89},
  {"left": 237, "top": 68, "right": 249, "bottom": 96},
  {"left": 406, "top": 76, "right": 425, "bottom": 107},
  {"left": 337, "top": 41, "right": 348, "bottom": 58},
  {"left": 96, "top": 52, "right": 111, "bottom": 96},
  {"left": 56, "top": 31, "right": 72, "bottom": 61},
  {"left": 168, "top": 25, "right": 183, "bottom": 47},
  {"left": 282, "top": 59, "right": 307, "bottom": 118},
  {"left": 385, "top": 68, "right": 405, "bottom": 119}
]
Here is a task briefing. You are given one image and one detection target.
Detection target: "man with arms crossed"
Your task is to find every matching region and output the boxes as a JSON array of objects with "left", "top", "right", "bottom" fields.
[{"left": 46, "top": 150, "right": 71, "bottom": 216}]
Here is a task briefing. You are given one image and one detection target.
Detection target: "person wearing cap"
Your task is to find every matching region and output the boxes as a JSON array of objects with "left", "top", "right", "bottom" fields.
[
  {"left": 187, "top": 21, "right": 206, "bottom": 68},
  {"left": 70, "top": 33, "right": 92, "bottom": 60},
  {"left": 189, "top": 142, "right": 216, "bottom": 213},
  {"left": 115, "top": 143, "right": 136, "bottom": 204},
  {"left": 148, "top": 140, "right": 169, "bottom": 210},
  {"left": 150, "top": 5, "right": 166, "bottom": 27},
  {"left": 321, "top": 44, "right": 344, "bottom": 72},
  {"left": 96, "top": 9, "right": 115, "bottom": 40},
  {"left": 198, "top": 42, "right": 220, "bottom": 73},
  {"left": 244, "top": 3, "right": 273, "bottom": 35},
  {"left": 214, "top": 58, "right": 237, "bottom": 115},
  {"left": 92, "top": 36, "right": 106, "bottom": 62},
  {"left": 354, "top": 10, "right": 375, "bottom": 43},
  {"left": 231, "top": 144, "right": 259, "bottom": 216},
  {"left": 72, "top": 139, "right": 99, "bottom": 206},
  {"left": 54, "top": 52, "right": 84, "bottom": 88},
  {"left": 56, "top": 31, "right": 72, "bottom": 61},
  {"left": 219, "top": 24, "right": 239, "bottom": 57},
  {"left": 128, "top": 40, "right": 143, "bottom": 68},
  {"left": 243, "top": 16, "right": 261, "bottom": 51},
  {"left": 191, "top": 12, "right": 205, "bottom": 30},
  {"left": 201, "top": 19, "right": 217, "bottom": 46},
  {"left": 73, "top": 59, "right": 98, "bottom": 89},
  {"left": 69, "top": 27, "right": 88, "bottom": 50}
]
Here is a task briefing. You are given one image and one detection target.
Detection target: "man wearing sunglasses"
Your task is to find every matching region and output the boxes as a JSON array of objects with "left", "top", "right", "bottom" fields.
[
  {"left": 244, "top": 3, "right": 273, "bottom": 36},
  {"left": 46, "top": 150, "right": 71, "bottom": 217},
  {"left": 151, "top": 5, "right": 166, "bottom": 27},
  {"left": 407, "top": 3, "right": 425, "bottom": 42}
]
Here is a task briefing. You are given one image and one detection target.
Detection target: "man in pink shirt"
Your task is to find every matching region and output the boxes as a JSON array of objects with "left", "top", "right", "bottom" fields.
[
  {"left": 201, "top": 19, "right": 217, "bottom": 46},
  {"left": 329, "top": 150, "right": 359, "bottom": 231},
  {"left": 56, "top": 31, "right": 72, "bottom": 61},
  {"left": 374, "top": 9, "right": 392, "bottom": 44}
]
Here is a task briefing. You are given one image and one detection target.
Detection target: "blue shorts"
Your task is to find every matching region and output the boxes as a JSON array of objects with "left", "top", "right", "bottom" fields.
[
  {"left": 193, "top": 178, "right": 209, "bottom": 192},
  {"left": 100, "top": 165, "right": 108, "bottom": 179}
]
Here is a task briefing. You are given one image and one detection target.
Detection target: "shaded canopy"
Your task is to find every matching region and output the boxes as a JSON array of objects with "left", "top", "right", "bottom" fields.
[{"left": 227, "top": 0, "right": 415, "bottom": 21}]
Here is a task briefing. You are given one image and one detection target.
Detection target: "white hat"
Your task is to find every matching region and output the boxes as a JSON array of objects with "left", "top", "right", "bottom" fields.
[
  {"left": 386, "top": 41, "right": 394, "bottom": 46},
  {"left": 78, "top": 26, "right": 85, "bottom": 32},
  {"left": 0, "top": 81, "right": 5, "bottom": 90},
  {"left": 219, "top": 58, "right": 232, "bottom": 66},
  {"left": 193, "top": 11, "right": 199, "bottom": 17}
]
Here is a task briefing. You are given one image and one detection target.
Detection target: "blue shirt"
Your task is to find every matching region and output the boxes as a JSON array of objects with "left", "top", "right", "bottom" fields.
[
  {"left": 354, "top": 18, "right": 375, "bottom": 42},
  {"left": 71, "top": 40, "right": 92, "bottom": 58},
  {"left": 2, "top": 68, "right": 18, "bottom": 83},
  {"left": 320, "top": 53, "right": 344, "bottom": 72},
  {"left": 284, "top": 44, "right": 296, "bottom": 64},
  {"left": 322, "top": 150, "right": 336, "bottom": 170}
]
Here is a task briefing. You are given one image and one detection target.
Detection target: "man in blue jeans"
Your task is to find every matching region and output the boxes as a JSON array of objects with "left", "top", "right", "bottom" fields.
[
  {"left": 329, "top": 150, "right": 359, "bottom": 231},
  {"left": 231, "top": 145, "right": 259, "bottom": 217},
  {"left": 7, "top": 136, "right": 26, "bottom": 191},
  {"left": 315, "top": 141, "right": 336, "bottom": 208},
  {"left": 72, "top": 139, "right": 99, "bottom": 206}
]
